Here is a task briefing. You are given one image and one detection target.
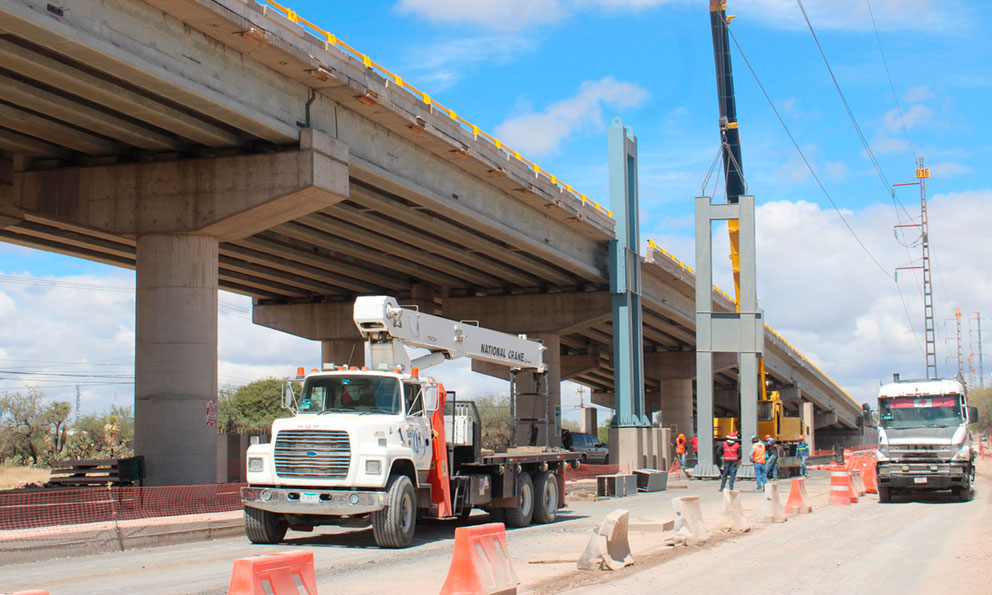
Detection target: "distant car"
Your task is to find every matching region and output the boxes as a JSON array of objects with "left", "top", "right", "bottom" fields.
[{"left": 569, "top": 432, "right": 609, "bottom": 464}]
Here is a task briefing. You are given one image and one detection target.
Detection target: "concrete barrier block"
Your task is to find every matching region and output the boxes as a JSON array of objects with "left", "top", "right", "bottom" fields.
[
  {"left": 577, "top": 509, "right": 634, "bottom": 571},
  {"left": 597, "top": 474, "right": 637, "bottom": 498},
  {"left": 671, "top": 496, "right": 709, "bottom": 545},
  {"left": 760, "top": 483, "right": 787, "bottom": 523},
  {"left": 633, "top": 469, "right": 668, "bottom": 492},
  {"left": 717, "top": 489, "right": 750, "bottom": 533}
]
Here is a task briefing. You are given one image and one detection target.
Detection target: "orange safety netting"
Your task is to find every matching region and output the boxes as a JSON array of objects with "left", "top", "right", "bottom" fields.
[{"left": 0, "top": 483, "right": 245, "bottom": 531}]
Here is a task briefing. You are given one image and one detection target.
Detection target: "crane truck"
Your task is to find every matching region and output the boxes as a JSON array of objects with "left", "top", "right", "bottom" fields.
[
  {"left": 241, "top": 296, "right": 580, "bottom": 548},
  {"left": 875, "top": 377, "right": 978, "bottom": 502}
]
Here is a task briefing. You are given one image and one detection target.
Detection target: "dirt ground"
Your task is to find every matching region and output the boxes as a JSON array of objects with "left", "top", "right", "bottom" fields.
[{"left": 0, "top": 465, "right": 49, "bottom": 490}]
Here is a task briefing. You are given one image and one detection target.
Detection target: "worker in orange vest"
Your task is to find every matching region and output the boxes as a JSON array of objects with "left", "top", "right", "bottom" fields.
[
  {"left": 751, "top": 435, "right": 767, "bottom": 491},
  {"left": 717, "top": 432, "right": 741, "bottom": 491},
  {"left": 675, "top": 433, "right": 687, "bottom": 469}
]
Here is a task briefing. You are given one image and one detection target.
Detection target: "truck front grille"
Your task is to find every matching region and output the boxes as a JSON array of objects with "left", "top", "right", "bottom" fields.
[{"left": 274, "top": 430, "right": 351, "bottom": 479}]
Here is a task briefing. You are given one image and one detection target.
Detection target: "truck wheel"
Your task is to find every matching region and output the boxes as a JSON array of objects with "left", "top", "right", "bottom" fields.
[
  {"left": 957, "top": 471, "right": 975, "bottom": 502},
  {"left": 877, "top": 486, "right": 891, "bottom": 503},
  {"left": 532, "top": 471, "right": 559, "bottom": 524},
  {"left": 504, "top": 472, "right": 534, "bottom": 528},
  {"left": 244, "top": 506, "right": 288, "bottom": 544},
  {"left": 373, "top": 475, "right": 417, "bottom": 548}
]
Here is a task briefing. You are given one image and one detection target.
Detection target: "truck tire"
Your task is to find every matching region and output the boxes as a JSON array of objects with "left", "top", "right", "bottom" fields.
[
  {"left": 373, "top": 475, "right": 417, "bottom": 548},
  {"left": 877, "top": 486, "right": 891, "bottom": 503},
  {"left": 504, "top": 472, "right": 534, "bottom": 528},
  {"left": 532, "top": 471, "right": 559, "bottom": 524},
  {"left": 244, "top": 506, "right": 288, "bottom": 544},
  {"left": 957, "top": 470, "right": 975, "bottom": 502}
]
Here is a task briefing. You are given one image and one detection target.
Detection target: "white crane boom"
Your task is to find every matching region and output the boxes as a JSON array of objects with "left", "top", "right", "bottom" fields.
[{"left": 353, "top": 296, "right": 547, "bottom": 373}]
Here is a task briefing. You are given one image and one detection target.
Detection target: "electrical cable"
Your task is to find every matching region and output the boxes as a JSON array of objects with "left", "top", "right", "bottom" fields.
[{"left": 866, "top": 0, "right": 917, "bottom": 161}]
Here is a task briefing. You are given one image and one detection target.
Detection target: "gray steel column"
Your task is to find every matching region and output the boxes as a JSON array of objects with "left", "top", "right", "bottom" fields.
[
  {"left": 608, "top": 118, "right": 648, "bottom": 427},
  {"left": 134, "top": 234, "right": 218, "bottom": 485},
  {"left": 738, "top": 195, "right": 758, "bottom": 455},
  {"left": 695, "top": 195, "right": 714, "bottom": 465}
]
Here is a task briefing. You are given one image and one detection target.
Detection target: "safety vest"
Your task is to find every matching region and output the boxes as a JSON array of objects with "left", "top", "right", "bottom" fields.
[
  {"left": 797, "top": 442, "right": 810, "bottom": 456},
  {"left": 722, "top": 441, "right": 741, "bottom": 461},
  {"left": 752, "top": 442, "right": 766, "bottom": 463},
  {"left": 675, "top": 435, "right": 686, "bottom": 454}
]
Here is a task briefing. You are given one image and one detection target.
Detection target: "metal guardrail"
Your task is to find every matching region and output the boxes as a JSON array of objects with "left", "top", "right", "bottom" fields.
[{"left": 260, "top": 0, "right": 613, "bottom": 220}]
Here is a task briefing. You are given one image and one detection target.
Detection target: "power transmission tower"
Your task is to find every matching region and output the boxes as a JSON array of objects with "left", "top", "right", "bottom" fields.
[
  {"left": 970, "top": 312, "right": 985, "bottom": 389},
  {"left": 894, "top": 158, "right": 936, "bottom": 378},
  {"left": 951, "top": 308, "right": 965, "bottom": 385},
  {"left": 74, "top": 385, "right": 81, "bottom": 425}
]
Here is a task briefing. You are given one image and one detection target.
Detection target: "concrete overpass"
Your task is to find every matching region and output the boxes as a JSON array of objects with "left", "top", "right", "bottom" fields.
[{"left": 0, "top": 0, "right": 865, "bottom": 483}]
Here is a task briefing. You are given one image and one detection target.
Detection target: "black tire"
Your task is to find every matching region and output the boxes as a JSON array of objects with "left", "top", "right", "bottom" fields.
[
  {"left": 532, "top": 471, "right": 559, "bottom": 524},
  {"left": 957, "top": 470, "right": 975, "bottom": 502},
  {"left": 244, "top": 506, "right": 288, "bottom": 544},
  {"left": 373, "top": 475, "right": 417, "bottom": 548},
  {"left": 877, "top": 486, "right": 891, "bottom": 503},
  {"left": 504, "top": 472, "right": 534, "bottom": 528}
]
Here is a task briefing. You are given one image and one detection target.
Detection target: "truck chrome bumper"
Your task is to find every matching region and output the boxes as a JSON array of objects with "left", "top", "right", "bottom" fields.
[
  {"left": 876, "top": 462, "right": 970, "bottom": 488},
  {"left": 241, "top": 486, "right": 386, "bottom": 515}
]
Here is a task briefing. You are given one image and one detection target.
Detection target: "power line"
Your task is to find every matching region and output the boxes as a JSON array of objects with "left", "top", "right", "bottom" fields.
[
  {"left": 794, "top": 0, "right": 903, "bottom": 212},
  {"left": 727, "top": 28, "right": 894, "bottom": 281},
  {"left": 866, "top": 0, "right": 917, "bottom": 160}
]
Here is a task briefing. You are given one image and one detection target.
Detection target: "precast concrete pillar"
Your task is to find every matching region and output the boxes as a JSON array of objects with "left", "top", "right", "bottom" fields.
[
  {"left": 659, "top": 379, "right": 693, "bottom": 438},
  {"left": 321, "top": 339, "right": 365, "bottom": 368},
  {"left": 512, "top": 333, "right": 561, "bottom": 447},
  {"left": 134, "top": 234, "right": 218, "bottom": 486}
]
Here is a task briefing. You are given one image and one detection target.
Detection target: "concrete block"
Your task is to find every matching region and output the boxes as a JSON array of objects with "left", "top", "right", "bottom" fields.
[
  {"left": 577, "top": 509, "right": 634, "bottom": 571},
  {"left": 671, "top": 495, "right": 709, "bottom": 545},
  {"left": 717, "top": 489, "right": 750, "bottom": 533},
  {"left": 760, "top": 483, "right": 788, "bottom": 523},
  {"left": 596, "top": 474, "right": 636, "bottom": 498}
]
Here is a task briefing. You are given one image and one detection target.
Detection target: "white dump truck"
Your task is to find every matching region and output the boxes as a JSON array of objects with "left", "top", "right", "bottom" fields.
[
  {"left": 241, "top": 296, "right": 579, "bottom": 547},
  {"left": 875, "top": 376, "right": 978, "bottom": 502}
]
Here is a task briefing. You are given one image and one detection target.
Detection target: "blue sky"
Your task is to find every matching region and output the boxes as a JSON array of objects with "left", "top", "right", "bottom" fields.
[{"left": 1, "top": 0, "right": 990, "bottom": 415}]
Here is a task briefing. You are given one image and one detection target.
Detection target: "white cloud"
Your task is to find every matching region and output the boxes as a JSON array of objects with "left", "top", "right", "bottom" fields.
[
  {"left": 928, "top": 161, "right": 972, "bottom": 179},
  {"left": 903, "top": 86, "right": 935, "bottom": 103},
  {"left": 493, "top": 77, "right": 649, "bottom": 157},
  {"left": 884, "top": 104, "right": 932, "bottom": 132},
  {"left": 824, "top": 160, "right": 850, "bottom": 180},
  {"left": 401, "top": 35, "right": 539, "bottom": 93},
  {"left": 394, "top": 0, "right": 564, "bottom": 31}
]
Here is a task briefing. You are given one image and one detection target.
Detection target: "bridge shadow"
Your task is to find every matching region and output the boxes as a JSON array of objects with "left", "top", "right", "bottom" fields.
[{"left": 264, "top": 510, "right": 590, "bottom": 550}]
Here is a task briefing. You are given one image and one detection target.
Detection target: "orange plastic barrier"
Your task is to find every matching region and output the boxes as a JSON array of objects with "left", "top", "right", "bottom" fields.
[
  {"left": 862, "top": 453, "right": 878, "bottom": 494},
  {"left": 785, "top": 477, "right": 813, "bottom": 514},
  {"left": 829, "top": 466, "right": 854, "bottom": 506},
  {"left": 228, "top": 551, "right": 317, "bottom": 595},
  {"left": 440, "top": 522, "right": 519, "bottom": 595}
]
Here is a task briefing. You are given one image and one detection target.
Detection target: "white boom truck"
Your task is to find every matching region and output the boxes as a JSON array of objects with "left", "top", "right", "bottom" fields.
[
  {"left": 241, "top": 296, "right": 580, "bottom": 547},
  {"left": 875, "top": 376, "right": 979, "bottom": 503}
]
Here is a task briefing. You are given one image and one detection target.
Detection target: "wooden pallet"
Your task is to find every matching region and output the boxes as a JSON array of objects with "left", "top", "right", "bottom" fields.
[{"left": 47, "top": 456, "right": 145, "bottom": 487}]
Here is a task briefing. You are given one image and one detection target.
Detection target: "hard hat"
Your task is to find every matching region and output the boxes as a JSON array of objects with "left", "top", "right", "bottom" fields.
[
  {"left": 751, "top": 435, "right": 758, "bottom": 442},
  {"left": 727, "top": 432, "right": 738, "bottom": 441},
  {"left": 764, "top": 435, "right": 772, "bottom": 440}
]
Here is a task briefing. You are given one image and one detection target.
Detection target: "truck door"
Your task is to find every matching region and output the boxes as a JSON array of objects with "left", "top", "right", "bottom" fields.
[{"left": 403, "top": 382, "right": 434, "bottom": 471}]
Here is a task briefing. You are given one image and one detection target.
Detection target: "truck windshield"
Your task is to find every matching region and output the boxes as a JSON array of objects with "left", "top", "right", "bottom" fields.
[
  {"left": 878, "top": 395, "right": 964, "bottom": 429},
  {"left": 299, "top": 375, "right": 401, "bottom": 415}
]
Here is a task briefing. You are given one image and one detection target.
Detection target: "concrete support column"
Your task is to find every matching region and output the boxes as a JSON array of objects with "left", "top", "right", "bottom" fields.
[
  {"left": 513, "top": 334, "right": 561, "bottom": 447},
  {"left": 801, "top": 401, "right": 816, "bottom": 451},
  {"left": 659, "top": 379, "right": 693, "bottom": 437},
  {"left": 134, "top": 234, "right": 218, "bottom": 486},
  {"left": 321, "top": 340, "right": 365, "bottom": 368},
  {"left": 580, "top": 406, "right": 598, "bottom": 435}
]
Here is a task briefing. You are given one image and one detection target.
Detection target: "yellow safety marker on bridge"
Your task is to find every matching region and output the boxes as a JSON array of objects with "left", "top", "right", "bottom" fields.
[{"left": 261, "top": 0, "right": 613, "bottom": 220}]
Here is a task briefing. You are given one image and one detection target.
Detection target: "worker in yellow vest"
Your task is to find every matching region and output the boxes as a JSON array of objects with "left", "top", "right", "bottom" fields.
[{"left": 751, "top": 435, "right": 767, "bottom": 491}]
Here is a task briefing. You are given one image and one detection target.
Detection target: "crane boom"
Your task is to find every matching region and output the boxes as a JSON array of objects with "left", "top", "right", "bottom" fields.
[{"left": 353, "top": 296, "right": 547, "bottom": 373}]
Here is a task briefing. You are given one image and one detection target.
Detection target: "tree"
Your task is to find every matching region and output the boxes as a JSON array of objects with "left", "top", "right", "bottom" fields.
[
  {"left": 970, "top": 387, "right": 992, "bottom": 434},
  {"left": 0, "top": 390, "right": 72, "bottom": 465},
  {"left": 66, "top": 405, "right": 134, "bottom": 460},
  {"left": 472, "top": 394, "right": 511, "bottom": 451},
  {"left": 218, "top": 379, "right": 296, "bottom": 434}
]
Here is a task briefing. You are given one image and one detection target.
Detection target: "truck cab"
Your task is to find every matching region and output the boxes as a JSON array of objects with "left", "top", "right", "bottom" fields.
[{"left": 876, "top": 378, "right": 978, "bottom": 502}]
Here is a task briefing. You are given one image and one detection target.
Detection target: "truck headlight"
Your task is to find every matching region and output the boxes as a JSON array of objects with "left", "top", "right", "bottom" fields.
[
  {"left": 365, "top": 460, "right": 382, "bottom": 474},
  {"left": 248, "top": 457, "right": 264, "bottom": 473},
  {"left": 951, "top": 445, "right": 972, "bottom": 461}
]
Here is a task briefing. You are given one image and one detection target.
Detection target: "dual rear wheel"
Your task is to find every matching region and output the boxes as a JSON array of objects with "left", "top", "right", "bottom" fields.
[{"left": 504, "top": 470, "right": 559, "bottom": 527}]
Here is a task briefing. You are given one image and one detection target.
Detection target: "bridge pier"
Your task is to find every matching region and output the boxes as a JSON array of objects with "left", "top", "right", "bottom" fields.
[{"left": 134, "top": 234, "right": 219, "bottom": 485}]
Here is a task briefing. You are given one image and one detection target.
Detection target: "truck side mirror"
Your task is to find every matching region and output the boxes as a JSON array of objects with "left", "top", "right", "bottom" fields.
[
  {"left": 423, "top": 385, "right": 438, "bottom": 412},
  {"left": 968, "top": 406, "right": 979, "bottom": 424},
  {"left": 282, "top": 382, "right": 297, "bottom": 413}
]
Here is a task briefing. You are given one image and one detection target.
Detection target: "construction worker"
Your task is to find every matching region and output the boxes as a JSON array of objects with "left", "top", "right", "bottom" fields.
[
  {"left": 796, "top": 435, "right": 810, "bottom": 476},
  {"left": 674, "top": 433, "right": 687, "bottom": 469},
  {"left": 717, "top": 432, "right": 741, "bottom": 491},
  {"left": 689, "top": 435, "right": 699, "bottom": 467},
  {"left": 764, "top": 435, "right": 779, "bottom": 480},
  {"left": 751, "top": 436, "right": 767, "bottom": 491}
]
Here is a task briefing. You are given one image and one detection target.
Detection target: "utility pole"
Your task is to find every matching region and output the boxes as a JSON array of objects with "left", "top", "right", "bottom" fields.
[
  {"left": 894, "top": 158, "right": 936, "bottom": 378},
  {"left": 970, "top": 312, "right": 985, "bottom": 389},
  {"left": 74, "top": 385, "right": 81, "bottom": 425}
]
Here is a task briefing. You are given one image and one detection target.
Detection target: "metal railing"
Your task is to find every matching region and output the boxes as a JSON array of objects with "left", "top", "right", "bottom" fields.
[{"left": 261, "top": 0, "right": 613, "bottom": 219}]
